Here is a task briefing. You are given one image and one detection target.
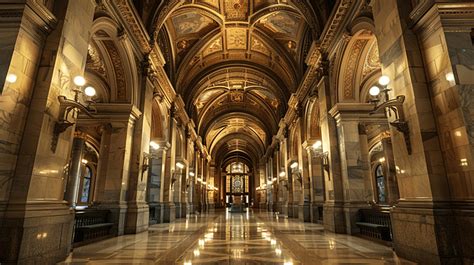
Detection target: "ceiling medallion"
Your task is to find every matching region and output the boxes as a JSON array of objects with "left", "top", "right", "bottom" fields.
[{"left": 177, "top": 40, "right": 188, "bottom": 49}]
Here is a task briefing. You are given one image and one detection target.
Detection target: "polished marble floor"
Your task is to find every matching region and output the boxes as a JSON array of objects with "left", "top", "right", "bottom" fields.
[{"left": 60, "top": 209, "right": 415, "bottom": 265}]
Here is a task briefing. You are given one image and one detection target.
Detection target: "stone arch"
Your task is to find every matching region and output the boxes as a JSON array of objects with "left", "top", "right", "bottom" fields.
[
  {"left": 335, "top": 20, "right": 382, "bottom": 104},
  {"left": 151, "top": 99, "right": 167, "bottom": 141},
  {"left": 86, "top": 16, "right": 140, "bottom": 105},
  {"left": 305, "top": 99, "right": 321, "bottom": 142}
]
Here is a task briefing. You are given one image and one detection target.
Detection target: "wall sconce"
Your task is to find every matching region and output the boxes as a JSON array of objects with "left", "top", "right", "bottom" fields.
[
  {"left": 142, "top": 153, "right": 151, "bottom": 174},
  {"left": 290, "top": 161, "right": 298, "bottom": 169},
  {"left": 369, "top": 75, "right": 411, "bottom": 154},
  {"left": 309, "top": 140, "right": 329, "bottom": 176},
  {"left": 150, "top": 141, "right": 160, "bottom": 150},
  {"left": 52, "top": 76, "right": 97, "bottom": 152}
]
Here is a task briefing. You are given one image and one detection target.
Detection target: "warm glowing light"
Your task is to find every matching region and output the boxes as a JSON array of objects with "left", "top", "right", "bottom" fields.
[
  {"left": 455, "top": 131, "right": 462, "bottom": 137},
  {"left": 290, "top": 161, "right": 298, "bottom": 169},
  {"left": 446, "top": 72, "right": 455, "bottom": 82},
  {"left": 73, "top": 75, "right": 86, "bottom": 86},
  {"left": 176, "top": 162, "right": 185, "bottom": 169},
  {"left": 275, "top": 248, "right": 282, "bottom": 255},
  {"left": 81, "top": 159, "right": 88, "bottom": 164},
  {"left": 84, "top": 86, "right": 96, "bottom": 97},
  {"left": 184, "top": 261, "right": 192, "bottom": 265},
  {"left": 378, "top": 75, "right": 390, "bottom": 86},
  {"left": 369, "top": 86, "right": 381, "bottom": 96},
  {"left": 461, "top": 158, "right": 468, "bottom": 167},
  {"left": 284, "top": 261, "right": 293, "bottom": 265},
  {"left": 149, "top": 141, "right": 160, "bottom": 150},
  {"left": 198, "top": 239, "right": 205, "bottom": 247},
  {"left": 193, "top": 249, "right": 200, "bottom": 256},
  {"left": 271, "top": 239, "right": 277, "bottom": 245},
  {"left": 312, "top": 140, "right": 322, "bottom": 149},
  {"left": 279, "top": 171, "right": 286, "bottom": 177},
  {"left": 6, "top": 73, "right": 17, "bottom": 83},
  {"left": 379, "top": 157, "right": 386, "bottom": 163},
  {"left": 189, "top": 172, "right": 195, "bottom": 177}
]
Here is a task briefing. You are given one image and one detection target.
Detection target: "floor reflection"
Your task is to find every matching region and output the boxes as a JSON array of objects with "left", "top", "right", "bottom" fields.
[
  {"left": 177, "top": 209, "right": 297, "bottom": 265},
  {"left": 60, "top": 209, "right": 415, "bottom": 265}
]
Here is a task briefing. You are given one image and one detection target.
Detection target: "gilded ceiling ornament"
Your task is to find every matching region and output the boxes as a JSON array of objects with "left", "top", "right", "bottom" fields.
[
  {"left": 177, "top": 40, "right": 188, "bottom": 50},
  {"left": 226, "top": 28, "right": 247, "bottom": 50},
  {"left": 86, "top": 45, "right": 106, "bottom": 79},
  {"left": 224, "top": 0, "right": 248, "bottom": 21}
]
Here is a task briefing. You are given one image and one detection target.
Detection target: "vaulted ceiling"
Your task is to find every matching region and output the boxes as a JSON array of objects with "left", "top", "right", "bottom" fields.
[{"left": 133, "top": 0, "right": 334, "bottom": 168}]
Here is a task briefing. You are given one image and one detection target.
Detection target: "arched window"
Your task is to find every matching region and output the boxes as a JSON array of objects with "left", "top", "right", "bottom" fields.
[
  {"left": 79, "top": 165, "right": 93, "bottom": 204},
  {"left": 375, "top": 164, "right": 386, "bottom": 204}
]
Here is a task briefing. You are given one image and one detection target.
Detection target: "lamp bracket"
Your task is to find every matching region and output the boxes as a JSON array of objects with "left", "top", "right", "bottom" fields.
[
  {"left": 370, "top": 95, "right": 412, "bottom": 155},
  {"left": 51, "top": 96, "right": 96, "bottom": 153}
]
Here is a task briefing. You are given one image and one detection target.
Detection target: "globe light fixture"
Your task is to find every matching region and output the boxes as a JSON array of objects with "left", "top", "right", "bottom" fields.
[
  {"left": 73, "top": 75, "right": 86, "bottom": 86},
  {"left": 176, "top": 161, "right": 185, "bottom": 169},
  {"left": 6, "top": 73, "right": 17, "bottom": 83},
  {"left": 84, "top": 86, "right": 96, "bottom": 97},
  {"left": 445, "top": 72, "right": 455, "bottom": 82},
  {"left": 369, "top": 86, "right": 381, "bottom": 96},
  {"left": 378, "top": 75, "right": 390, "bottom": 86},
  {"left": 290, "top": 161, "right": 298, "bottom": 169},
  {"left": 149, "top": 141, "right": 160, "bottom": 150}
]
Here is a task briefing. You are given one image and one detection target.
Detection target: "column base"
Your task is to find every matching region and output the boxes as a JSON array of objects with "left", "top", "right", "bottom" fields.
[
  {"left": 0, "top": 202, "right": 73, "bottom": 264},
  {"left": 292, "top": 202, "right": 299, "bottom": 219},
  {"left": 162, "top": 202, "right": 176, "bottom": 223},
  {"left": 125, "top": 201, "right": 149, "bottom": 234},
  {"left": 311, "top": 202, "right": 324, "bottom": 223},
  {"left": 175, "top": 202, "right": 181, "bottom": 219},
  {"left": 96, "top": 202, "right": 127, "bottom": 236},
  {"left": 323, "top": 201, "right": 346, "bottom": 233},
  {"left": 180, "top": 202, "right": 187, "bottom": 217},
  {"left": 267, "top": 202, "right": 274, "bottom": 212},
  {"left": 391, "top": 200, "right": 466, "bottom": 265},
  {"left": 287, "top": 202, "right": 294, "bottom": 217},
  {"left": 298, "top": 202, "right": 311, "bottom": 222},
  {"left": 343, "top": 202, "right": 370, "bottom": 235},
  {"left": 148, "top": 202, "right": 162, "bottom": 224}
]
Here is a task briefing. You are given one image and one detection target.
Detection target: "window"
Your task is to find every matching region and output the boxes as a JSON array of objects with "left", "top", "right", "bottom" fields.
[
  {"left": 80, "top": 166, "right": 93, "bottom": 203},
  {"left": 375, "top": 165, "right": 386, "bottom": 204}
]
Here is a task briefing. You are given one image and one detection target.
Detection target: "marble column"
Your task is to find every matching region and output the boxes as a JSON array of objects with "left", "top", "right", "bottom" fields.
[
  {"left": 147, "top": 147, "right": 164, "bottom": 224},
  {"left": 162, "top": 109, "right": 177, "bottom": 223},
  {"left": 297, "top": 118, "right": 311, "bottom": 222},
  {"left": 318, "top": 76, "right": 345, "bottom": 233},
  {"left": 0, "top": 1, "right": 95, "bottom": 263},
  {"left": 125, "top": 72, "right": 153, "bottom": 234},
  {"left": 65, "top": 136, "right": 86, "bottom": 207},
  {"left": 95, "top": 109, "right": 141, "bottom": 235},
  {"left": 329, "top": 104, "right": 384, "bottom": 234}
]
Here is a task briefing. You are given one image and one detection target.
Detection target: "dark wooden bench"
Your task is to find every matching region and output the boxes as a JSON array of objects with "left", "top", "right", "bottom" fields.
[
  {"left": 74, "top": 209, "right": 114, "bottom": 245},
  {"left": 356, "top": 208, "right": 392, "bottom": 241}
]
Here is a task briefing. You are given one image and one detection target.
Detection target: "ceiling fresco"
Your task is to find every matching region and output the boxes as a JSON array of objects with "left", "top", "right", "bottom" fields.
[
  {"left": 150, "top": 0, "right": 322, "bottom": 165},
  {"left": 172, "top": 12, "right": 216, "bottom": 37}
]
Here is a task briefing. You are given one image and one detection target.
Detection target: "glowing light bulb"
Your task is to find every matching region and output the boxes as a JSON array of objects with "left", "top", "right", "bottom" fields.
[
  {"left": 378, "top": 75, "right": 390, "bottom": 86},
  {"left": 446, "top": 72, "right": 455, "bottom": 82},
  {"left": 6, "top": 73, "right": 17, "bottom": 83},
  {"left": 73, "top": 76, "right": 86, "bottom": 86},
  {"left": 149, "top": 141, "right": 160, "bottom": 150},
  {"left": 279, "top": 171, "right": 286, "bottom": 177},
  {"left": 84, "top": 86, "right": 96, "bottom": 97},
  {"left": 312, "top": 140, "right": 322, "bottom": 149},
  {"left": 176, "top": 162, "right": 185, "bottom": 169},
  {"left": 369, "top": 86, "right": 381, "bottom": 96}
]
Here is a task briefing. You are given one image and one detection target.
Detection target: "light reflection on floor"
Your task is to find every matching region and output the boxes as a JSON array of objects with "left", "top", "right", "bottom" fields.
[
  {"left": 60, "top": 209, "right": 416, "bottom": 265},
  {"left": 177, "top": 209, "right": 298, "bottom": 265}
]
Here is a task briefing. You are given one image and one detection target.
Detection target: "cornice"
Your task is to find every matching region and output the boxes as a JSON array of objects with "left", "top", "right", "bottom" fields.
[{"left": 111, "top": 0, "right": 151, "bottom": 55}]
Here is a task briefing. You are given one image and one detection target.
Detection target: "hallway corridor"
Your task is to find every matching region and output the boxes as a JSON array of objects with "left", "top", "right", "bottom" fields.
[{"left": 61, "top": 210, "right": 413, "bottom": 265}]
